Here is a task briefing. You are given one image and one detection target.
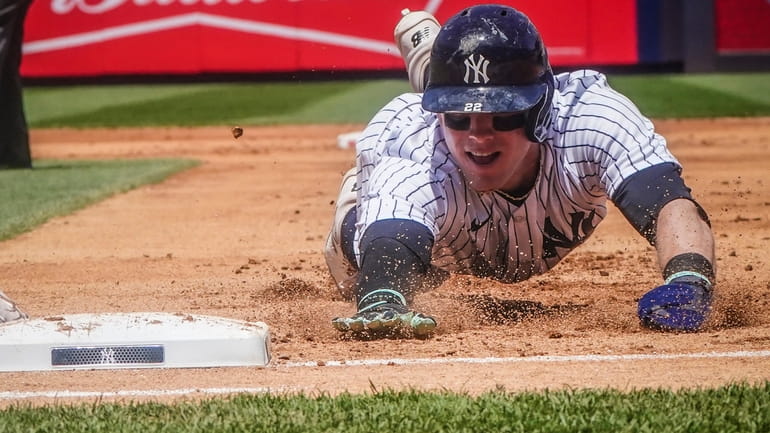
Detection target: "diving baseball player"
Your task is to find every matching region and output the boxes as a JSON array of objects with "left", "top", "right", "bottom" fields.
[{"left": 325, "top": 4, "right": 716, "bottom": 338}]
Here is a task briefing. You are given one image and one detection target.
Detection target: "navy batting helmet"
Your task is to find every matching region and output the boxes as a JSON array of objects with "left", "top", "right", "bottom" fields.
[{"left": 422, "top": 4, "right": 554, "bottom": 142}]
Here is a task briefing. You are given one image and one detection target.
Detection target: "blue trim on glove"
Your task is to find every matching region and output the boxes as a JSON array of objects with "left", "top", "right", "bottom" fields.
[{"left": 638, "top": 279, "right": 713, "bottom": 332}]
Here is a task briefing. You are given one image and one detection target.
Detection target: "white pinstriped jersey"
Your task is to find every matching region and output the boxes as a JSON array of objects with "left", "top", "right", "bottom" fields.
[{"left": 352, "top": 70, "right": 680, "bottom": 283}]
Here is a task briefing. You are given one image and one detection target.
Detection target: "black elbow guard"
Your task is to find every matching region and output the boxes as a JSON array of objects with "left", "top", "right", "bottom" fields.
[{"left": 612, "top": 163, "right": 709, "bottom": 245}]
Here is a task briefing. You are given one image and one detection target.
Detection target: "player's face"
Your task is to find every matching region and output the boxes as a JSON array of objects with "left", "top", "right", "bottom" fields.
[{"left": 440, "top": 112, "right": 540, "bottom": 193}]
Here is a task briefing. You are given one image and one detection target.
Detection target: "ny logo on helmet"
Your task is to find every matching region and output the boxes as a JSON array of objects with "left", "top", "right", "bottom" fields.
[{"left": 464, "top": 54, "right": 490, "bottom": 84}]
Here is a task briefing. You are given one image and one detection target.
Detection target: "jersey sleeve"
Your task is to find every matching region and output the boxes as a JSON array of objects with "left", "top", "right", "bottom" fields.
[
  {"left": 352, "top": 93, "right": 446, "bottom": 260},
  {"left": 553, "top": 71, "right": 681, "bottom": 199}
]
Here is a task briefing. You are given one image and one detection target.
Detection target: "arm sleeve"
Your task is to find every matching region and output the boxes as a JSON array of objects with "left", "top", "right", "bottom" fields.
[{"left": 355, "top": 219, "right": 435, "bottom": 301}]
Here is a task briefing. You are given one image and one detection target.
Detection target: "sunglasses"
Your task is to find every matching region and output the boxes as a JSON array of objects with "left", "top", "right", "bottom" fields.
[{"left": 443, "top": 113, "right": 526, "bottom": 132}]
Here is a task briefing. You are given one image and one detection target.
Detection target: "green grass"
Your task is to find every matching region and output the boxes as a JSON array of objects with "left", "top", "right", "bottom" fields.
[
  {"left": 23, "top": 73, "right": 770, "bottom": 128},
  {"left": 671, "top": 72, "right": 770, "bottom": 106},
  {"left": 25, "top": 80, "right": 412, "bottom": 128},
  {"left": 22, "top": 84, "right": 201, "bottom": 124},
  {"left": 1, "top": 383, "right": 768, "bottom": 432},
  {"left": 0, "top": 159, "right": 198, "bottom": 241},
  {"left": 608, "top": 73, "right": 770, "bottom": 118}
]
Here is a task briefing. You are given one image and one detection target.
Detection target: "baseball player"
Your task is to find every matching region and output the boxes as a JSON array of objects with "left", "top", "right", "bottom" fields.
[
  {"left": 325, "top": 4, "right": 716, "bottom": 338},
  {"left": 0, "top": 0, "right": 33, "bottom": 169}
]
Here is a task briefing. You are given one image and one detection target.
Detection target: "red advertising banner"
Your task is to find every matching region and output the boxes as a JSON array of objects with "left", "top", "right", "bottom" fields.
[
  {"left": 715, "top": 0, "right": 770, "bottom": 54},
  {"left": 21, "top": 0, "right": 638, "bottom": 78}
]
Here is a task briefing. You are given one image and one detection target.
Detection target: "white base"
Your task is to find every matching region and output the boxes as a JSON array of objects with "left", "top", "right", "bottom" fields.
[
  {"left": 336, "top": 131, "right": 361, "bottom": 150},
  {"left": 0, "top": 312, "right": 270, "bottom": 371}
]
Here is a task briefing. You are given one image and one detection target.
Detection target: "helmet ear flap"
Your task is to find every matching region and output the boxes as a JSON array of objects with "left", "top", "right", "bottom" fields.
[{"left": 525, "top": 70, "right": 555, "bottom": 143}]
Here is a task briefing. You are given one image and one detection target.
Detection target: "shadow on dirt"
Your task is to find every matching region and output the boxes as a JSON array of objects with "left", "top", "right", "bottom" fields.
[
  {"left": 456, "top": 294, "right": 587, "bottom": 324},
  {"left": 336, "top": 329, "right": 433, "bottom": 342}
]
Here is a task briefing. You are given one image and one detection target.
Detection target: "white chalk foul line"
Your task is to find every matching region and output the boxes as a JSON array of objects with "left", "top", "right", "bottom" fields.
[
  {"left": 0, "top": 386, "right": 298, "bottom": 401},
  {"left": 2, "top": 350, "right": 768, "bottom": 401},
  {"left": 280, "top": 349, "right": 770, "bottom": 368}
]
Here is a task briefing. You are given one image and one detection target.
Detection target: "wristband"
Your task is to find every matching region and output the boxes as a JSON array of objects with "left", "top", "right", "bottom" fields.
[
  {"left": 664, "top": 271, "right": 712, "bottom": 287},
  {"left": 357, "top": 289, "right": 407, "bottom": 312},
  {"left": 663, "top": 253, "right": 715, "bottom": 282}
]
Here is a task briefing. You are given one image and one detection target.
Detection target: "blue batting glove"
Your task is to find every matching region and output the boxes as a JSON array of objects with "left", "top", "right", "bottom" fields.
[{"left": 638, "top": 275, "right": 713, "bottom": 332}]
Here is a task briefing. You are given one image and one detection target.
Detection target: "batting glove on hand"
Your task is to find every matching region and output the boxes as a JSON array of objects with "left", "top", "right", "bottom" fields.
[
  {"left": 638, "top": 274, "right": 712, "bottom": 332},
  {"left": 332, "top": 302, "right": 436, "bottom": 338}
]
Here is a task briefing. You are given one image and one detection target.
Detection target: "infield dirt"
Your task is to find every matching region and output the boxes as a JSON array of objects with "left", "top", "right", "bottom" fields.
[{"left": 1, "top": 118, "right": 768, "bottom": 405}]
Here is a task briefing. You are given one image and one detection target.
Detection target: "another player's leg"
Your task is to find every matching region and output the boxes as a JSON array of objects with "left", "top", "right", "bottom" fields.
[
  {"left": 394, "top": 8, "right": 440, "bottom": 93},
  {"left": 0, "top": 290, "right": 28, "bottom": 323}
]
